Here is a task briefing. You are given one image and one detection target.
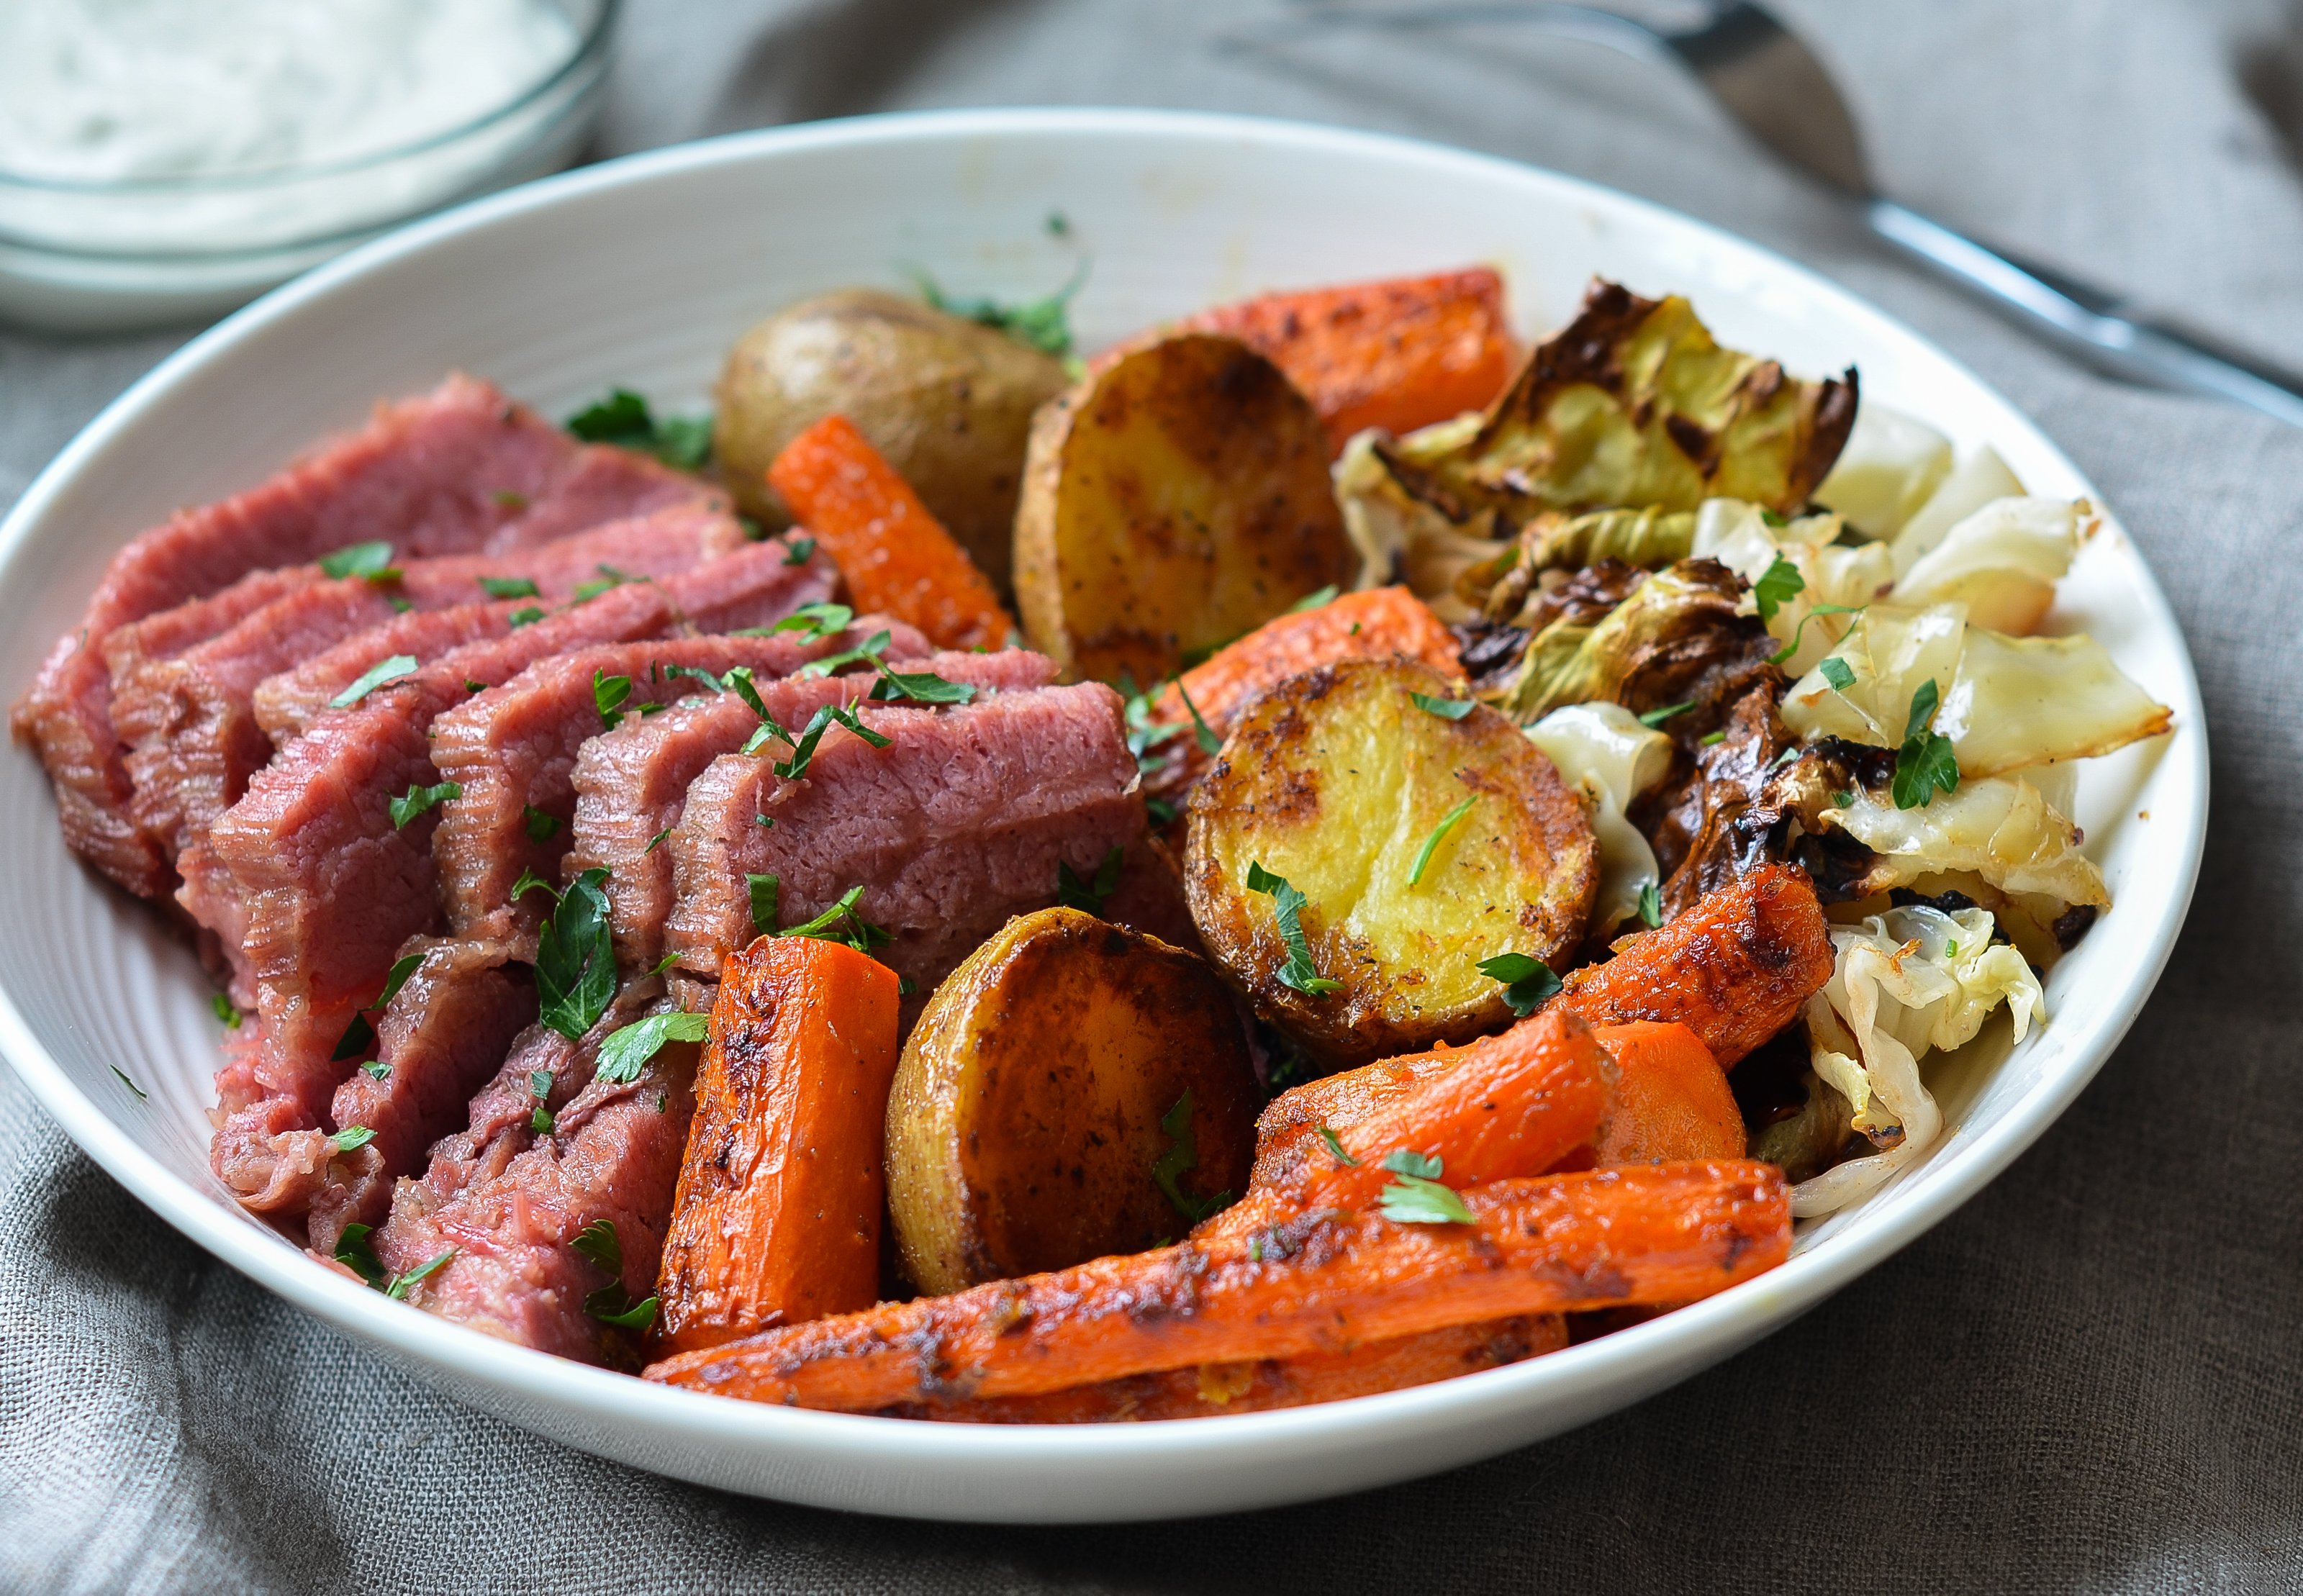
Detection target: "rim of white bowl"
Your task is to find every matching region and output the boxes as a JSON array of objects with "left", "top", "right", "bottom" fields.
[{"left": 0, "top": 106, "right": 2209, "bottom": 1502}]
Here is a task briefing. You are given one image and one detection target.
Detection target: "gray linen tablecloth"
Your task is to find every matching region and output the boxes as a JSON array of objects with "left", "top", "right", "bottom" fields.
[{"left": 4, "top": 1, "right": 2299, "bottom": 1589}]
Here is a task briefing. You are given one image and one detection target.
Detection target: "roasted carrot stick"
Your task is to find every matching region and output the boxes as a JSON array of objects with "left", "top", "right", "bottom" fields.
[
  {"left": 1175, "top": 269, "right": 1517, "bottom": 453},
  {"left": 766, "top": 414, "right": 1014, "bottom": 650},
  {"left": 652, "top": 935, "right": 902, "bottom": 1355},
  {"left": 879, "top": 1315, "right": 1567, "bottom": 1423},
  {"left": 1204, "top": 1007, "right": 1606, "bottom": 1238},
  {"left": 1141, "top": 586, "right": 1462, "bottom": 805},
  {"left": 644, "top": 1162, "right": 1788, "bottom": 1410},
  {"left": 1555, "top": 863, "right": 1833, "bottom": 1066},
  {"left": 1591, "top": 1023, "right": 1745, "bottom": 1165}
]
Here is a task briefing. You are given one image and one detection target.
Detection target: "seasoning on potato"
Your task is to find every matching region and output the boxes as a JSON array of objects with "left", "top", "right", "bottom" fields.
[
  {"left": 712, "top": 287, "right": 1069, "bottom": 593},
  {"left": 884, "top": 907, "right": 1259, "bottom": 1296},
  {"left": 1185, "top": 657, "right": 1598, "bottom": 1068},
  {"left": 1012, "top": 332, "right": 1356, "bottom": 686}
]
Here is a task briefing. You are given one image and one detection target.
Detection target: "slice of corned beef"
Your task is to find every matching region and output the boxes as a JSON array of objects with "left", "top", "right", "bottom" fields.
[
  {"left": 570, "top": 645, "right": 1048, "bottom": 974},
  {"left": 379, "top": 1007, "right": 700, "bottom": 1364},
  {"left": 664, "top": 682, "right": 1148, "bottom": 999},
  {"left": 194, "top": 544, "right": 830, "bottom": 1215},
  {"left": 115, "top": 505, "right": 744, "bottom": 865},
  {"left": 430, "top": 620, "right": 893, "bottom": 953},
  {"left": 11, "top": 373, "right": 711, "bottom": 897},
  {"left": 303, "top": 938, "right": 538, "bottom": 1252},
  {"left": 101, "top": 567, "right": 322, "bottom": 686}
]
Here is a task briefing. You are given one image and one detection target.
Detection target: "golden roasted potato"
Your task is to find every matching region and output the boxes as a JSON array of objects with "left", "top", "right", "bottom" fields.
[
  {"left": 885, "top": 908, "right": 1258, "bottom": 1295},
  {"left": 1185, "top": 657, "right": 1598, "bottom": 1066},
  {"left": 713, "top": 288, "right": 1069, "bottom": 591},
  {"left": 1013, "top": 332, "right": 1355, "bottom": 686}
]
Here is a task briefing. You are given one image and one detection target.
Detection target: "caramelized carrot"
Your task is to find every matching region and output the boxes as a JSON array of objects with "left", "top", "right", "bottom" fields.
[
  {"left": 1176, "top": 268, "right": 1517, "bottom": 453},
  {"left": 652, "top": 936, "right": 901, "bottom": 1355},
  {"left": 644, "top": 1162, "right": 1789, "bottom": 1410},
  {"left": 766, "top": 414, "right": 1014, "bottom": 650},
  {"left": 1591, "top": 1023, "right": 1746, "bottom": 1165},
  {"left": 1204, "top": 1007, "right": 1606, "bottom": 1238},
  {"left": 1555, "top": 863, "right": 1833, "bottom": 1066},
  {"left": 879, "top": 1315, "right": 1567, "bottom": 1423},
  {"left": 1141, "top": 586, "right": 1460, "bottom": 804}
]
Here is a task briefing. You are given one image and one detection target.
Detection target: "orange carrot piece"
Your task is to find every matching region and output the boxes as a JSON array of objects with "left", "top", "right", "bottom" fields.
[
  {"left": 1556, "top": 863, "right": 1833, "bottom": 1066},
  {"left": 652, "top": 935, "right": 902, "bottom": 1355},
  {"left": 879, "top": 1315, "right": 1566, "bottom": 1423},
  {"left": 1205, "top": 1007, "right": 1606, "bottom": 1238},
  {"left": 644, "top": 1162, "right": 1789, "bottom": 1410},
  {"left": 766, "top": 414, "right": 1014, "bottom": 650},
  {"left": 1141, "top": 586, "right": 1461, "bottom": 805},
  {"left": 1591, "top": 1023, "right": 1746, "bottom": 1165},
  {"left": 1177, "top": 268, "right": 1517, "bottom": 454}
]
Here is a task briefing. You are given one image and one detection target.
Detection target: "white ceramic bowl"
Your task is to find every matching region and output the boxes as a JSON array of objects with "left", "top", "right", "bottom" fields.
[{"left": 0, "top": 109, "right": 2205, "bottom": 1523}]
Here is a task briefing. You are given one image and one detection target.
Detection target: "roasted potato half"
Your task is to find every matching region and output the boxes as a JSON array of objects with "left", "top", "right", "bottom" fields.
[
  {"left": 713, "top": 288, "right": 1069, "bottom": 591},
  {"left": 1185, "top": 657, "right": 1598, "bottom": 1066},
  {"left": 1013, "top": 332, "right": 1355, "bottom": 686},
  {"left": 886, "top": 908, "right": 1258, "bottom": 1296}
]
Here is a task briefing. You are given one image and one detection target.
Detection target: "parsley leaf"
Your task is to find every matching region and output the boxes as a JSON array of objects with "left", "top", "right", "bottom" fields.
[
  {"left": 1891, "top": 679, "right": 1960, "bottom": 810},
  {"left": 766, "top": 703, "right": 889, "bottom": 780},
  {"left": 1700, "top": 730, "right": 1727, "bottom": 746},
  {"left": 1377, "top": 1150, "right": 1475, "bottom": 1225},
  {"left": 662, "top": 663, "right": 725, "bottom": 694},
  {"left": 1819, "top": 656, "right": 1857, "bottom": 692},
  {"left": 1409, "top": 692, "right": 1475, "bottom": 721},
  {"left": 565, "top": 389, "right": 712, "bottom": 470},
  {"left": 1290, "top": 584, "right": 1341, "bottom": 614},
  {"left": 330, "top": 951, "right": 424, "bottom": 1061},
  {"left": 320, "top": 540, "right": 394, "bottom": 581},
  {"left": 109, "top": 1064, "right": 147, "bottom": 1100},
  {"left": 1316, "top": 1125, "right": 1359, "bottom": 1166},
  {"left": 1476, "top": 951, "right": 1561, "bottom": 1018},
  {"left": 1244, "top": 863, "right": 1341, "bottom": 996},
  {"left": 535, "top": 868, "right": 615, "bottom": 1039},
  {"left": 1637, "top": 880, "right": 1664, "bottom": 929},
  {"left": 1146, "top": 797, "right": 1177, "bottom": 827},
  {"left": 1408, "top": 795, "right": 1478, "bottom": 887},
  {"left": 595, "top": 1012, "right": 710, "bottom": 1084},
  {"left": 1056, "top": 846, "right": 1125, "bottom": 916},
  {"left": 790, "top": 629, "right": 894, "bottom": 678},
  {"left": 330, "top": 653, "right": 417, "bottom": 709},
  {"left": 869, "top": 666, "right": 977, "bottom": 705},
  {"left": 914, "top": 260, "right": 1087, "bottom": 356},
  {"left": 333, "top": 1223, "right": 387, "bottom": 1288},
  {"left": 572, "top": 1215, "right": 622, "bottom": 1276},
  {"left": 507, "top": 605, "right": 545, "bottom": 627},
  {"left": 1637, "top": 701, "right": 1693, "bottom": 729},
  {"left": 385, "top": 1248, "right": 455, "bottom": 1301},
  {"left": 211, "top": 992, "right": 242, "bottom": 1029},
  {"left": 1151, "top": 1089, "right": 1232, "bottom": 1223},
  {"left": 748, "top": 871, "right": 779, "bottom": 935},
  {"left": 510, "top": 867, "right": 556, "bottom": 902},
  {"left": 570, "top": 1216, "right": 661, "bottom": 1328},
  {"left": 522, "top": 804, "right": 560, "bottom": 842},
  {"left": 776, "top": 884, "right": 893, "bottom": 954},
  {"left": 329, "top": 1125, "right": 376, "bottom": 1153},
  {"left": 1174, "top": 679, "right": 1220, "bottom": 756},
  {"left": 772, "top": 602, "right": 857, "bottom": 643},
  {"left": 594, "top": 669, "right": 634, "bottom": 730},
  {"left": 645, "top": 826, "right": 672, "bottom": 853},
  {"left": 389, "top": 780, "right": 462, "bottom": 829},
  {"left": 478, "top": 576, "right": 538, "bottom": 599},
  {"left": 1832, "top": 789, "right": 1856, "bottom": 809},
  {"left": 782, "top": 535, "right": 817, "bottom": 566},
  {"left": 1752, "top": 553, "right": 1805, "bottom": 622},
  {"left": 1767, "top": 602, "right": 1867, "bottom": 666}
]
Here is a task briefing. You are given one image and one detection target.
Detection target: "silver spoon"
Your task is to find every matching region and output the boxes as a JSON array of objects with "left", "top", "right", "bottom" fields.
[{"left": 1252, "top": 1, "right": 2303, "bottom": 426}]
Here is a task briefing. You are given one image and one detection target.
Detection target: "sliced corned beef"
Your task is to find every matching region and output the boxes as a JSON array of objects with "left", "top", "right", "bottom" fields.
[
  {"left": 303, "top": 938, "right": 538, "bottom": 1253},
  {"left": 11, "top": 373, "right": 711, "bottom": 897},
  {"left": 379, "top": 1007, "right": 700, "bottom": 1364},
  {"left": 101, "top": 568, "right": 322, "bottom": 686},
  {"left": 663, "top": 682, "right": 1147, "bottom": 999},
  {"left": 430, "top": 621, "right": 887, "bottom": 953},
  {"left": 193, "top": 544, "right": 828, "bottom": 1215},
  {"left": 569, "top": 645, "right": 1049, "bottom": 974},
  {"left": 114, "top": 505, "right": 743, "bottom": 865}
]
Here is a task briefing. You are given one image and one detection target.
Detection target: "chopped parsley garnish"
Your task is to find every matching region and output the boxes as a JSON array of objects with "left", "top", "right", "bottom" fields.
[
  {"left": 1476, "top": 951, "right": 1561, "bottom": 1018},
  {"left": 328, "top": 1125, "right": 376, "bottom": 1153},
  {"left": 772, "top": 602, "right": 857, "bottom": 643},
  {"left": 661, "top": 663, "right": 725, "bottom": 694},
  {"left": 510, "top": 867, "right": 555, "bottom": 902},
  {"left": 361, "top": 1060, "right": 389, "bottom": 1081},
  {"left": 648, "top": 952, "right": 681, "bottom": 978},
  {"left": 1637, "top": 701, "right": 1693, "bottom": 728},
  {"left": 531, "top": 1105, "right": 554, "bottom": 1133},
  {"left": 109, "top": 1064, "right": 147, "bottom": 1100},
  {"left": 759, "top": 702, "right": 890, "bottom": 779},
  {"left": 1819, "top": 656, "right": 1857, "bottom": 692},
  {"left": 1151, "top": 1089, "right": 1231, "bottom": 1223},
  {"left": 915, "top": 260, "right": 1087, "bottom": 357},
  {"left": 1767, "top": 602, "right": 1866, "bottom": 666},
  {"left": 522, "top": 804, "right": 560, "bottom": 842},
  {"left": 782, "top": 535, "right": 817, "bottom": 566},
  {"left": 389, "top": 780, "right": 461, "bottom": 829},
  {"left": 1174, "top": 679, "right": 1220, "bottom": 756},
  {"left": 478, "top": 576, "right": 538, "bottom": 599},
  {"left": 1636, "top": 880, "right": 1664, "bottom": 929},
  {"left": 1832, "top": 789, "right": 1856, "bottom": 808},
  {"left": 1891, "top": 678, "right": 1960, "bottom": 810},
  {"left": 1146, "top": 797, "right": 1177, "bottom": 827},
  {"left": 594, "top": 669, "right": 634, "bottom": 730},
  {"left": 333, "top": 1223, "right": 387, "bottom": 1288},
  {"left": 330, "top": 952, "right": 425, "bottom": 1061},
  {"left": 595, "top": 1012, "right": 709, "bottom": 1084},
  {"left": 465, "top": 679, "right": 487, "bottom": 694},
  {"left": 1315, "top": 1125, "right": 1359, "bottom": 1166},
  {"left": 211, "top": 992, "right": 242, "bottom": 1029},
  {"left": 1290, "top": 584, "right": 1341, "bottom": 614},
  {"left": 1407, "top": 795, "right": 1477, "bottom": 887},
  {"left": 320, "top": 540, "right": 396, "bottom": 581},
  {"left": 645, "top": 826, "right": 672, "bottom": 853},
  {"left": 776, "top": 885, "right": 894, "bottom": 955},
  {"left": 1244, "top": 862, "right": 1341, "bottom": 996},
  {"left": 791, "top": 630, "right": 894, "bottom": 677},
  {"left": 507, "top": 605, "right": 545, "bottom": 627},
  {"left": 571, "top": 1217, "right": 661, "bottom": 1329},
  {"left": 1119, "top": 672, "right": 1187, "bottom": 779},
  {"left": 386, "top": 1248, "right": 456, "bottom": 1301},
  {"left": 868, "top": 665, "right": 977, "bottom": 705},
  {"left": 530, "top": 1070, "right": 553, "bottom": 1100},
  {"left": 330, "top": 653, "right": 417, "bottom": 708},
  {"left": 564, "top": 389, "right": 712, "bottom": 470},
  {"left": 1700, "top": 730, "right": 1727, "bottom": 746},
  {"left": 1377, "top": 1149, "right": 1475, "bottom": 1225},
  {"left": 1056, "top": 846, "right": 1125, "bottom": 916},
  {"left": 572, "top": 564, "right": 647, "bottom": 603},
  {"left": 1752, "top": 553, "right": 1804, "bottom": 622},
  {"left": 534, "top": 868, "right": 615, "bottom": 1039},
  {"left": 1409, "top": 692, "right": 1476, "bottom": 721},
  {"left": 747, "top": 871, "right": 779, "bottom": 935}
]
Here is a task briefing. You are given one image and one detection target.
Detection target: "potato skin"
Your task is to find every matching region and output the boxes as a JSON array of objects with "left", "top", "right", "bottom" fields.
[
  {"left": 1013, "top": 333, "right": 1355, "bottom": 686},
  {"left": 713, "top": 288, "right": 1069, "bottom": 592},
  {"left": 1185, "top": 657, "right": 1598, "bottom": 1067},
  {"left": 886, "top": 908, "right": 1258, "bottom": 1296}
]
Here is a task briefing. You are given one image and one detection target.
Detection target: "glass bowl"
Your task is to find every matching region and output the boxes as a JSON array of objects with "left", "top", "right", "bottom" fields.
[{"left": 0, "top": 0, "right": 618, "bottom": 334}]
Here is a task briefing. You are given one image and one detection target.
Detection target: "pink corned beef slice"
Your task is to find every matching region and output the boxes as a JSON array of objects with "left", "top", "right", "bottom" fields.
[{"left": 14, "top": 375, "right": 712, "bottom": 896}]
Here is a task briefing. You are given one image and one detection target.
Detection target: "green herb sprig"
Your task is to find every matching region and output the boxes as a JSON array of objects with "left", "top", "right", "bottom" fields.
[
  {"left": 1056, "top": 846, "right": 1125, "bottom": 917},
  {"left": 1151, "top": 1088, "right": 1232, "bottom": 1224},
  {"left": 565, "top": 389, "right": 712, "bottom": 471},
  {"left": 1244, "top": 863, "right": 1341, "bottom": 996},
  {"left": 1891, "top": 679, "right": 1960, "bottom": 809},
  {"left": 1377, "top": 1150, "right": 1475, "bottom": 1225},
  {"left": 1476, "top": 952, "right": 1561, "bottom": 1018}
]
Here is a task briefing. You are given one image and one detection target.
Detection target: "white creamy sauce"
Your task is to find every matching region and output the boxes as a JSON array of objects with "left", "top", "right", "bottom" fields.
[{"left": 0, "top": 0, "right": 579, "bottom": 184}]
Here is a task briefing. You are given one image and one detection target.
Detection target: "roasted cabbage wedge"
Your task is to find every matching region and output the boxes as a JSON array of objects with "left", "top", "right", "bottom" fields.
[
  {"left": 1494, "top": 558, "right": 1775, "bottom": 728},
  {"left": 1813, "top": 402, "right": 1953, "bottom": 540},
  {"left": 1185, "top": 657, "right": 1598, "bottom": 1066},
  {"left": 1014, "top": 332, "right": 1355, "bottom": 685},
  {"left": 885, "top": 908, "right": 1258, "bottom": 1296},
  {"left": 1890, "top": 495, "right": 2088, "bottom": 635}
]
